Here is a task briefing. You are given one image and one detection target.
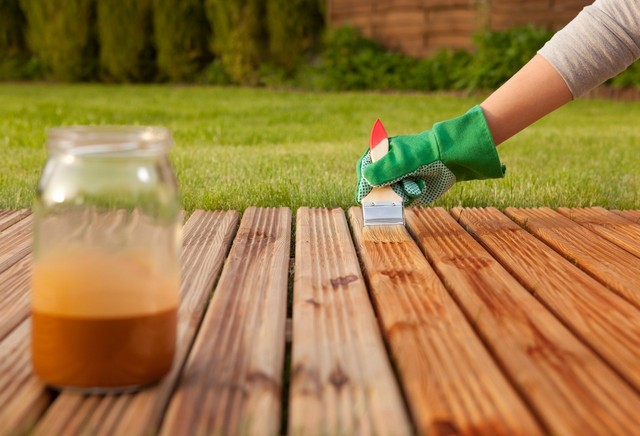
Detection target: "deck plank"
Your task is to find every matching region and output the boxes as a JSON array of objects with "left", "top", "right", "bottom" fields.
[
  {"left": 0, "top": 209, "right": 30, "bottom": 232},
  {"left": 453, "top": 207, "right": 640, "bottom": 391},
  {"left": 0, "top": 254, "right": 31, "bottom": 341},
  {"left": 289, "top": 208, "right": 411, "bottom": 435},
  {"left": 612, "top": 209, "right": 640, "bottom": 223},
  {"left": 557, "top": 207, "right": 640, "bottom": 258},
  {"left": 406, "top": 207, "right": 640, "bottom": 434},
  {"left": 160, "top": 207, "right": 291, "bottom": 436},
  {"left": 0, "top": 320, "right": 53, "bottom": 431},
  {"left": 348, "top": 207, "right": 540, "bottom": 435},
  {"left": 0, "top": 212, "right": 32, "bottom": 274},
  {"left": 505, "top": 207, "right": 640, "bottom": 309},
  {"left": 32, "top": 210, "right": 240, "bottom": 436}
]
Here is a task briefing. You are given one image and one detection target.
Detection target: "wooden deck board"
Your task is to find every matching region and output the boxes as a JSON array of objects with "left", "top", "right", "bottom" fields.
[
  {"left": 452, "top": 207, "right": 640, "bottom": 391},
  {"left": 0, "top": 209, "right": 30, "bottom": 232},
  {"left": 407, "top": 207, "right": 640, "bottom": 434},
  {"left": 0, "top": 207, "right": 639, "bottom": 435},
  {"left": 32, "top": 210, "right": 240, "bottom": 436},
  {"left": 348, "top": 207, "right": 540, "bottom": 435},
  {"left": 557, "top": 206, "right": 640, "bottom": 258},
  {"left": 0, "top": 254, "right": 31, "bottom": 341},
  {"left": 0, "top": 212, "right": 32, "bottom": 275},
  {"left": 289, "top": 208, "right": 411, "bottom": 435},
  {"left": 505, "top": 207, "right": 640, "bottom": 309},
  {"left": 612, "top": 209, "right": 640, "bottom": 223},
  {"left": 160, "top": 207, "right": 290, "bottom": 436}
]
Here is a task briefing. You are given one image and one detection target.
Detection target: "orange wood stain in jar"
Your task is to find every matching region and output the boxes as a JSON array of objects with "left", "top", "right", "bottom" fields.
[{"left": 31, "top": 246, "right": 180, "bottom": 390}]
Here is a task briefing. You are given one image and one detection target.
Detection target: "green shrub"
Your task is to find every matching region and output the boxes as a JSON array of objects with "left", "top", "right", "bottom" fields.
[
  {"left": 205, "top": 0, "right": 267, "bottom": 85},
  {"left": 0, "top": 0, "right": 34, "bottom": 79},
  {"left": 313, "top": 26, "right": 414, "bottom": 91},
  {"left": 409, "top": 50, "right": 472, "bottom": 91},
  {"left": 198, "top": 59, "right": 233, "bottom": 85},
  {"left": 97, "top": 0, "right": 155, "bottom": 82},
  {"left": 153, "top": 0, "right": 211, "bottom": 82},
  {"left": 266, "top": 0, "right": 323, "bottom": 74},
  {"left": 608, "top": 60, "right": 640, "bottom": 88},
  {"left": 20, "top": 0, "right": 96, "bottom": 81},
  {"left": 0, "top": 0, "right": 26, "bottom": 55},
  {"left": 464, "top": 25, "right": 554, "bottom": 90}
]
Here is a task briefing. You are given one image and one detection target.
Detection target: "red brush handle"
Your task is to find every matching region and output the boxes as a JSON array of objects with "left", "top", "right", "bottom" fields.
[{"left": 369, "top": 119, "right": 389, "bottom": 162}]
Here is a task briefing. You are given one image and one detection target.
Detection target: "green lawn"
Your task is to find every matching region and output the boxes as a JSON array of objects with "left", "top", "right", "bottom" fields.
[{"left": 1, "top": 84, "right": 639, "bottom": 212}]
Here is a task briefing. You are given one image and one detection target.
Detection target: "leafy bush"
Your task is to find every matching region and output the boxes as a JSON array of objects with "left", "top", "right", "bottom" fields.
[
  {"left": 409, "top": 50, "right": 472, "bottom": 91},
  {"left": 205, "top": 0, "right": 267, "bottom": 85},
  {"left": 608, "top": 60, "right": 640, "bottom": 88},
  {"left": 153, "top": 0, "right": 211, "bottom": 82},
  {"left": 266, "top": 0, "right": 323, "bottom": 74},
  {"left": 0, "top": 0, "right": 35, "bottom": 79},
  {"left": 0, "top": 0, "right": 26, "bottom": 55},
  {"left": 464, "top": 25, "right": 554, "bottom": 90},
  {"left": 198, "top": 59, "right": 232, "bottom": 85},
  {"left": 97, "top": 0, "right": 155, "bottom": 82},
  {"left": 312, "top": 26, "right": 415, "bottom": 91},
  {"left": 20, "top": 0, "right": 96, "bottom": 81},
  {"left": 309, "top": 26, "right": 473, "bottom": 92}
]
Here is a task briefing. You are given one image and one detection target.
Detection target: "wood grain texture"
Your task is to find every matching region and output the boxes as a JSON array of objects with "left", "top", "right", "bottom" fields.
[
  {"left": 348, "top": 207, "right": 540, "bottom": 435},
  {"left": 0, "top": 212, "right": 32, "bottom": 274},
  {"left": 0, "top": 209, "right": 30, "bottom": 232},
  {"left": 505, "top": 207, "right": 640, "bottom": 309},
  {"left": 557, "top": 207, "right": 640, "bottom": 258},
  {"left": 612, "top": 209, "right": 640, "bottom": 223},
  {"left": 33, "top": 210, "right": 240, "bottom": 436},
  {"left": 161, "top": 207, "right": 291, "bottom": 436},
  {"left": 289, "top": 208, "right": 411, "bottom": 435},
  {"left": 453, "top": 207, "right": 640, "bottom": 390},
  {"left": 0, "top": 320, "right": 53, "bottom": 432},
  {"left": 407, "top": 207, "right": 640, "bottom": 434},
  {"left": 0, "top": 253, "right": 31, "bottom": 341}
]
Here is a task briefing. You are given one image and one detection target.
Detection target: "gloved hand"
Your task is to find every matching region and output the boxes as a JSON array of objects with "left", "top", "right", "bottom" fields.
[{"left": 355, "top": 105, "right": 505, "bottom": 206}]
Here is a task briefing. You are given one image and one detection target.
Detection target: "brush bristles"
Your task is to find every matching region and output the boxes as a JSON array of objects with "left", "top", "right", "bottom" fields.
[{"left": 361, "top": 224, "right": 407, "bottom": 243}]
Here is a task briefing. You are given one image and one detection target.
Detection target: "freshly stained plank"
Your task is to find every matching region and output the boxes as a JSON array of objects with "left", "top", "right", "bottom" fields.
[
  {"left": 407, "top": 207, "right": 640, "bottom": 434},
  {"left": 289, "top": 208, "right": 410, "bottom": 435},
  {"left": 612, "top": 209, "right": 640, "bottom": 223},
  {"left": 33, "top": 210, "right": 240, "bottom": 436},
  {"left": 505, "top": 207, "right": 640, "bottom": 309},
  {"left": 347, "top": 207, "right": 540, "bottom": 435},
  {"left": 453, "top": 207, "right": 640, "bottom": 390},
  {"left": 161, "top": 207, "right": 291, "bottom": 436},
  {"left": 557, "top": 207, "right": 640, "bottom": 258},
  {"left": 0, "top": 254, "right": 31, "bottom": 341},
  {"left": 0, "top": 212, "right": 32, "bottom": 274},
  {"left": 0, "top": 209, "right": 30, "bottom": 232}
]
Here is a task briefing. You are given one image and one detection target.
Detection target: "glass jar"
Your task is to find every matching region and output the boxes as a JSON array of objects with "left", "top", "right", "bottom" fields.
[{"left": 31, "top": 126, "right": 182, "bottom": 393}]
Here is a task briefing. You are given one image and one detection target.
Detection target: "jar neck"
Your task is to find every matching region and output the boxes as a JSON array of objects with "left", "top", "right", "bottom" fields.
[{"left": 47, "top": 126, "right": 172, "bottom": 157}]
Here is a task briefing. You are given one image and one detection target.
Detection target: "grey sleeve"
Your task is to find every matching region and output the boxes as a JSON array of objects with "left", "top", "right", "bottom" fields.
[{"left": 537, "top": 0, "right": 640, "bottom": 98}]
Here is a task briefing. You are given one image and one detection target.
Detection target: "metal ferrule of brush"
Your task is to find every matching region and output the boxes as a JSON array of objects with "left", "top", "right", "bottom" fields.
[{"left": 362, "top": 201, "right": 405, "bottom": 226}]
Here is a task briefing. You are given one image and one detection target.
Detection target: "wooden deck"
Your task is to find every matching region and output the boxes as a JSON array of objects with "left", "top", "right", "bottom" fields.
[{"left": 1, "top": 206, "right": 640, "bottom": 434}]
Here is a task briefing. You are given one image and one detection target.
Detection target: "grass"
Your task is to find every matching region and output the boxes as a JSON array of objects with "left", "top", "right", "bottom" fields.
[{"left": 1, "top": 83, "right": 639, "bottom": 213}]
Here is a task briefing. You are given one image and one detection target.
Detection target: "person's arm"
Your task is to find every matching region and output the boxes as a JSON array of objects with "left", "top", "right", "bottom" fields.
[
  {"left": 482, "top": 0, "right": 640, "bottom": 146},
  {"left": 480, "top": 54, "right": 572, "bottom": 146}
]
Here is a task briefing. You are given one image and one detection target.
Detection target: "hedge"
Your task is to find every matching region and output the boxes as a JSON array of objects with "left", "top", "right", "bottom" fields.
[
  {"left": 97, "top": 0, "right": 155, "bottom": 82},
  {"left": 20, "top": 0, "right": 96, "bottom": 81},
  {"left": 266, "top": 0, "right": 324, "bottom": 73},
  {"left": 5, "top": 2, "right": 640, "bottom": 91},
  {"left": 153, "top": 0, "right": 211, "bottom": 82},
  {"left": 205, "top": 0, "right": 267, "bottom": 85}
]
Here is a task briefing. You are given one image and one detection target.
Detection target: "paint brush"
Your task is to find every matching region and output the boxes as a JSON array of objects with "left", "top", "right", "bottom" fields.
[{"left": 361, "top": 119, "right": 405, "bottom": 240}]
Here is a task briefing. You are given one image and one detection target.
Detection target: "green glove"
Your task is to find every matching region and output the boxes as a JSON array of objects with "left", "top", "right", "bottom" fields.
[{"left": 355, "top": 105, "right": 505, "bottom": 206}]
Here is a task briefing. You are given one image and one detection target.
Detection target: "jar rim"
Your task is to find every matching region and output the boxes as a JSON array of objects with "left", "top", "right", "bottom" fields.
[{"left": 47, "top": 126, "right": 172, "bottom": 155}]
